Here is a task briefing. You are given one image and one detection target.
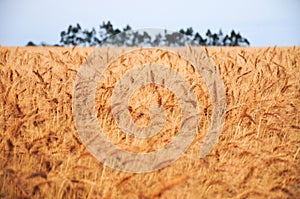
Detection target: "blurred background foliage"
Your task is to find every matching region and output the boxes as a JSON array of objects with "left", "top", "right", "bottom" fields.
[{"left": 27, "top": 21, "right": 250, "bottom": 47}]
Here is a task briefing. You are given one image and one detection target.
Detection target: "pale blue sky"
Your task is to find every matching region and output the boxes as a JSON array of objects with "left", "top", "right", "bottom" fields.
[{"left": 0, "top": 0, "right": 299, "bottom": 46}]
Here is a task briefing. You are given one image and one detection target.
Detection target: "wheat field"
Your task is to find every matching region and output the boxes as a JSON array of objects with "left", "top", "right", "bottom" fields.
[{"left": 0, "top": 46, "right": 299, "bottom": 198}]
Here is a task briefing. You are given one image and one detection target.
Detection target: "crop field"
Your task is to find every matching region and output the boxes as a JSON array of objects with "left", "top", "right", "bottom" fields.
[{"left": 0, "top": 46, "right": 299, "bottom": 198}]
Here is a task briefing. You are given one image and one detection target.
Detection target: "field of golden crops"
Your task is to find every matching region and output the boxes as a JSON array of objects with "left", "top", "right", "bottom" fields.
[{"left": 0, "top": 46, "right": 299, "bottom": 198}]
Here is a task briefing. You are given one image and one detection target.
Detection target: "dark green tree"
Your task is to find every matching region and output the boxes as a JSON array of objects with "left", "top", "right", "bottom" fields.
[{"left": 26, "top": 21, "right": 250, "bottom": 47}]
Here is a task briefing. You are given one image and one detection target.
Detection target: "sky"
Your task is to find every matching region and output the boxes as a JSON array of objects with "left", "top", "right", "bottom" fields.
[{"left": 0, "top": 0, "right": 299, "bottom": 46}]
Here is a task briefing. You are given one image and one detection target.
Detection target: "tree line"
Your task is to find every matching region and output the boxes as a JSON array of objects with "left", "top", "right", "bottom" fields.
[{"left": 27, "top": 21, "right": 250, "bottom": 47}]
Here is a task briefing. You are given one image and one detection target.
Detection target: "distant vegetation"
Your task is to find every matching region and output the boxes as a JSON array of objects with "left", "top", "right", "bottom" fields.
[{"left": 27, "top": 21, "right": 250, "bottom": 47}]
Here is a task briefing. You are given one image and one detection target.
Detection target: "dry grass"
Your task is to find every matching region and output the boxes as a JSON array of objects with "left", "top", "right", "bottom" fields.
[{"left": 0, "top": 46, "right": 299, "bottom": 198}]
